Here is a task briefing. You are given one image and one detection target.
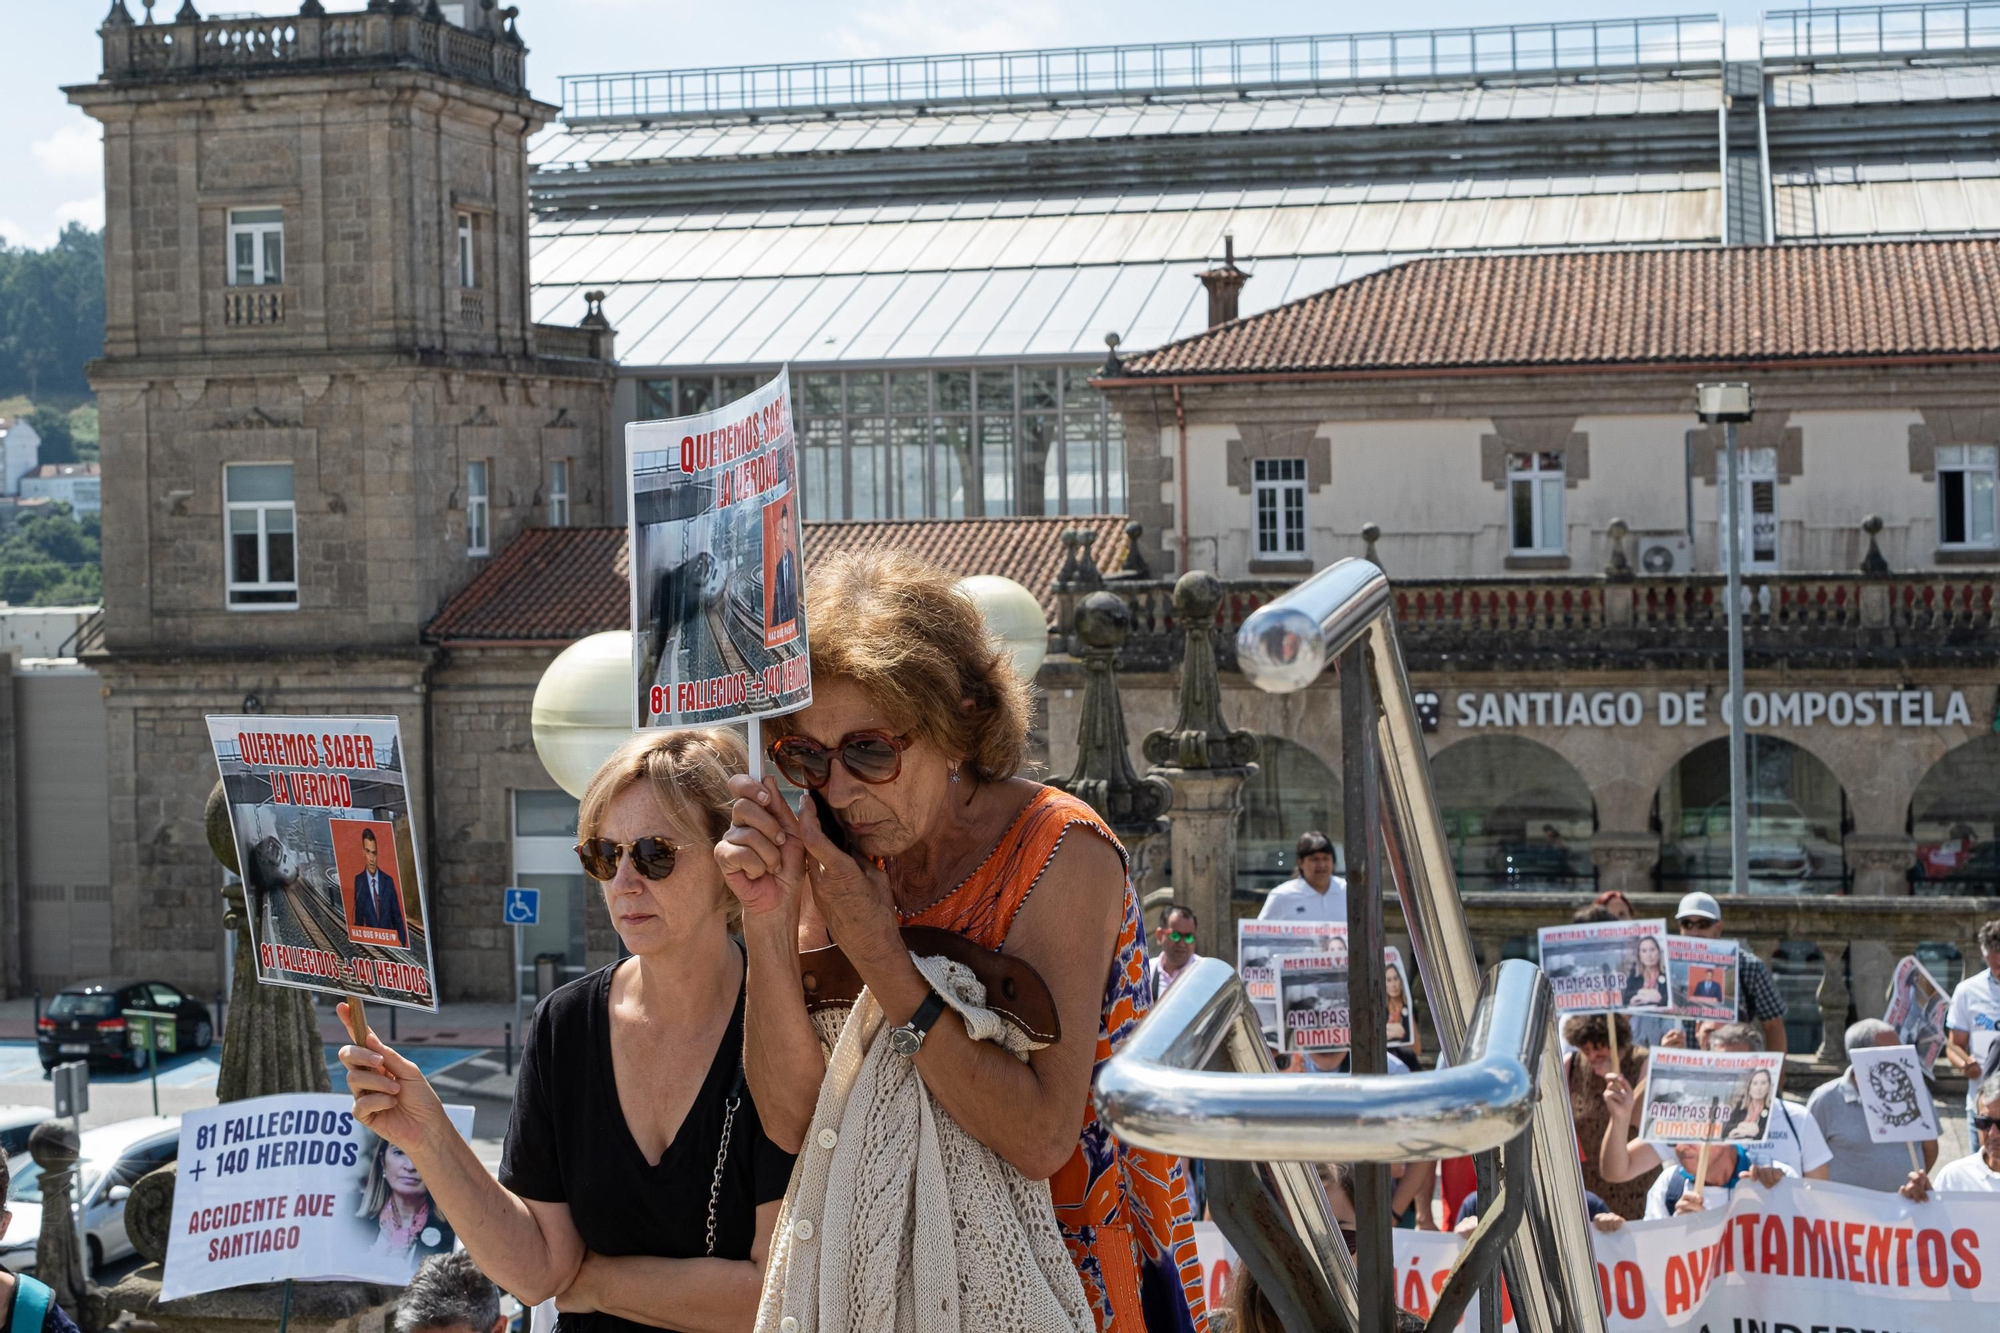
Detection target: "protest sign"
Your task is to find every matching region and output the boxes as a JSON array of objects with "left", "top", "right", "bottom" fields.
[
  {"left": 1537, "top": 919, "right": 1674, "bottom": 1015},
  {"left": 1278, "top": 950, "right": 1350, "bottom": 1054},
  {"left": 1640, "top": 1048, "right": 1786, "bottom": 1148},
  {"left": 206, "top": 716, "right": 436, "bottom": 1012},
  {"left": 1580, "top": 1177, "right": 1999, "bottom": 1331},
  {"left": 1385, "top": 946, "right": 1417, "bottom": 1051},
  {"left": 1665, "top": 936, "right": 1737, "bottom": 1024},
  {"left": 1884, "top": 954, "right": 1950, "bottom": 1069},
  {"left": 1849, "top": 1043, "right": 1941, "bottom": 1144},
  {"left": 1196, "top": 1218, "right": 1518, "bottom": 1331},
  {"left": 162, "top": 1094, "right": 474, "bottom": 1300},
  {"left": 1238, "top": 921, "right": 1344, "bottom": 1044},
  {"left": 628, "top": 369, "right": 811, "bottom": 728}
]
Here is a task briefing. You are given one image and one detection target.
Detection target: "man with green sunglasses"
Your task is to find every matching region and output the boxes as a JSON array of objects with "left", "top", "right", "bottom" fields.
[{"left": 1149, "top": 904, "right": 1201, "bottom": 1000}]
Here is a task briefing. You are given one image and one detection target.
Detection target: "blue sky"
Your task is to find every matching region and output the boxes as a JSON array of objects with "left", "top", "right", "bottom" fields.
[{"left": 4, "top": 0, "right": 1770, "bottom": 250}]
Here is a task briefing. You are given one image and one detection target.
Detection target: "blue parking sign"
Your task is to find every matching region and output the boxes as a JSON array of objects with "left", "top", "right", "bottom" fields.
[{"left": 503, "top": 887, "right": 540, "bottom": 926}]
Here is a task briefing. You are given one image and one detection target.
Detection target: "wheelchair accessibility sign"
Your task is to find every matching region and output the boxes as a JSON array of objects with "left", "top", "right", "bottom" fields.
[{"left": 503, "top": 887, "right": 540, "bottom": 927}]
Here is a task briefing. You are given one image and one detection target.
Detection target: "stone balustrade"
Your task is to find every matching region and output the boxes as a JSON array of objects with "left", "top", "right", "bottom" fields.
[
  {"left": 99, "top": 1, "right": 527, "bottom": 96},
  {"left": 532, "top": 322, "right": 612, "bottom": 361},
  {"left": 1071, "top": 568, "right": 2000, "bottom": 671}
]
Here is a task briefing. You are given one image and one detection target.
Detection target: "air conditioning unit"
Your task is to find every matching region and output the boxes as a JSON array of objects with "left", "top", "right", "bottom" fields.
[{"left": 1635, "top": 532, "right": 1696, "bottom": 576}]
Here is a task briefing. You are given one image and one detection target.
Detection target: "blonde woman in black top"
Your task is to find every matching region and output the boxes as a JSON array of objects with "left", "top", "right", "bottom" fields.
[{"left": 340, "top": 729, "right": 793, "bottom": 1332}]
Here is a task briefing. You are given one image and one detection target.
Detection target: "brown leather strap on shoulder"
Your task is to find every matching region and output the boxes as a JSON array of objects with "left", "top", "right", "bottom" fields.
[{"left": 797, "top": 925, "right": 1061, "bottom": 1046}]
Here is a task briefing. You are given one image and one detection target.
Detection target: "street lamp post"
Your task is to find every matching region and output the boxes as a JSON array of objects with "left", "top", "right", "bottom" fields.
[{"left": 1697, "top": 382, "right": 1755, "bottom": 899}]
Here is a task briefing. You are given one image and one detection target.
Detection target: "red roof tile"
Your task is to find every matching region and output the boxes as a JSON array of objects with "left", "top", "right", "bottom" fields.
[
  {"left": 425, "top": 527, "right": 629, "bottom": 644},
  {"left": 425, "top": 516, "right": 1130, "bottom": 644},
  {"left": 1115, "top": 240, "right": 2000, "bottom": 378}
]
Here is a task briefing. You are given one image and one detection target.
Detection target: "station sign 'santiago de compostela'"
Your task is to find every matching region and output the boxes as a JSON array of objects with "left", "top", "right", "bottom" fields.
[{"left": 1450, "top": 688, "right": 1975, "bottom": 731}]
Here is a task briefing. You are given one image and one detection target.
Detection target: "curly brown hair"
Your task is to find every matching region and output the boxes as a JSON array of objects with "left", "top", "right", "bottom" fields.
[
  {"left": 783, "top": 550, "right": 1034, "bottom": 782},
  {"left": 1561, "top": 1011, "right": 1633, "bottom": 1050}
]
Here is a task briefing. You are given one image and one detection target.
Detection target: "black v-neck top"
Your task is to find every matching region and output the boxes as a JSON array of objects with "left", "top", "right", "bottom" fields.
[{"left": 499, "top": 954, "right": 796, "bottom": 1332}]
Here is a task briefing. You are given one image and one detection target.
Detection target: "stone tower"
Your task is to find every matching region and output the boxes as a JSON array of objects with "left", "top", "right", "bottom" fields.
[{"left": 66, "top": 1, "right": 614, "bottom": 989}]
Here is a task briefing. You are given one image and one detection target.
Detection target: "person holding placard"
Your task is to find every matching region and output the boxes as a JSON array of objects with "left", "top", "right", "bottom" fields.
[
  {"left": 1945, "top": 919, "right": 2000, "bottom": 1133},
  {"left": 1901, "top": 1070, "right": 2000, "bottom": 1198},
  {"left": 1805, "top": 1019, "right": 1939, "bottom": 1192},
  {"left": 1672, "top": 893, "right": 1788, "bottom": 1055},
  {"left": 1561, "top": 1012, "right": 1657, "bottom": 1221},
  {"left": 341, "top": 729, "right": 794, "bottom": 1333},
  {"left": 1642, "top": 1143, "right": 1795, "bottom": 1219},
  {"left": 1601, "top": 1023, "right": 1830, "bottom": 1185}
]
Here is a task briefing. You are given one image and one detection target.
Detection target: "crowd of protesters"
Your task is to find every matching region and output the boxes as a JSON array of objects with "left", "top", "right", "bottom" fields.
[{"left": 327, "top": 545, "right": 2000, "bottom": 1333}]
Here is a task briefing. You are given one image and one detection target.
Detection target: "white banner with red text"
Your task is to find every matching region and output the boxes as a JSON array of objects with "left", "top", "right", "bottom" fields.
[{"left": 1193, "top": 1178, "right": 2000, "bottom": 1331}]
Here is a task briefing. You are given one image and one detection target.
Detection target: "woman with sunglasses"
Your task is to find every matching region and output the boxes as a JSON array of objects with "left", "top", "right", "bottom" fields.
[
  {"left": 718, "top": 550, "right": 1207, "bottom": 1333},
  {"left": 339, "top": 729, "right": 794, "bottom": 1332}
]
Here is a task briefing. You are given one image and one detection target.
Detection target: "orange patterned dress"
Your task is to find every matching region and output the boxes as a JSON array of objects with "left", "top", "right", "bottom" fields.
[{"left": 900, "top": 786, "right": 1208, "bottom": 1333}]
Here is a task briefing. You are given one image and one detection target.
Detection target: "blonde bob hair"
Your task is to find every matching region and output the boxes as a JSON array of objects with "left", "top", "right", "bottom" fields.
[
  {"left": 576, "top": 727, "right": 748, "bottom": 924},
  {"left": 782, "top": 551, "right": 1033, "bottom": 783}
]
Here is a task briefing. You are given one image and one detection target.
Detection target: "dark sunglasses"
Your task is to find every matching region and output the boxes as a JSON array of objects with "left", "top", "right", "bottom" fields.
[
  {"left": 574, "top": 836, "right": 679, "bottom": 882},
  {"left": 1165, "top": 931, "right": 1196, "bottom": 944},
  {"left": 1679, "top": 918, "right": 1718, "bottom": 930},
  {"left": 768, "top": 730, "right": 913, "bottom": 790},
  {"left": 1976, "top": 1115, "right": 1999, "bottom": 1133}
]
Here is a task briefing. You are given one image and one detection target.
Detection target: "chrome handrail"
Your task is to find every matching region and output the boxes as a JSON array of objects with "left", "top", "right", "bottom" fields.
[{"left": 1095, "top": 955, "right": 1549, "bottom": 1161}]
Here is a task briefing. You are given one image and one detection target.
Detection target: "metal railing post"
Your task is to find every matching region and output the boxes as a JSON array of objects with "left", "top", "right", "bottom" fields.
[{"left": 1341, "top": 635, "right": 1395, "bottom": 1332}]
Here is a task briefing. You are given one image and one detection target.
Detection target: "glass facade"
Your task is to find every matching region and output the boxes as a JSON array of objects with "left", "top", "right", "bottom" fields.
[
  {"left": 1430, "top": 735, "right": 1597, "bottom": 891},
  {"left": 638, "top": 365, "right": 1125, "bottom": 521},
  {"left": 1655, "top": 735, "right": 1847, "bottom": 894}
]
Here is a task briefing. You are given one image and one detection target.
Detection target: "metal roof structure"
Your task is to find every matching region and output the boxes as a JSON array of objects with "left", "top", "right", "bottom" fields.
[{"left": 531, "top": 5, "right": 2000, "bottom": 378}]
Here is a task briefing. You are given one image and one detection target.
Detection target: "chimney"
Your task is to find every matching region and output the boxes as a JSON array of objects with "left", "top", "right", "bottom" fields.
[{"left": 1198, "top": 234, "right": 1248, "bottom": 328}]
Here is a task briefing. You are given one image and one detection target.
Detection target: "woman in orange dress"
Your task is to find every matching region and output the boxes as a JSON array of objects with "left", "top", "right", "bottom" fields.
[{"left": 719, "top": 551, "right": 1206, "bottom": 1332}]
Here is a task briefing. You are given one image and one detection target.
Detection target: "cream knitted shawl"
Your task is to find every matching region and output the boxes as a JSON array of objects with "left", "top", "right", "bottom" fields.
[{"left": 752, "top": 952, "right": 1093, "bottom": 1333}]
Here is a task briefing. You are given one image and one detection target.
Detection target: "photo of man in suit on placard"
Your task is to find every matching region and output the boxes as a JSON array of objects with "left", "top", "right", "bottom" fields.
[
  {"left": 763, "top": 490, "right": 801, "bottom": 648},
  {"left": 347, "top": 825, "right": 408, "bottom": 948}
]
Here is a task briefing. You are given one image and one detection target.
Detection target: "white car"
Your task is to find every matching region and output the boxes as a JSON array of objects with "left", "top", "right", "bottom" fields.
[
  {"left": 1, "top": 1115, "right": 180, "bottom": 1274},
  {"left": 0, "top": 1106, "right": 51, "bottom": 1159}
]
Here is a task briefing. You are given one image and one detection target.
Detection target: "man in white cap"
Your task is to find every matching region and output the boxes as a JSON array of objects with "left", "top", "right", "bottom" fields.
[{"left": 1672, "top": 890, "right": 1789, "bottom": 1057}]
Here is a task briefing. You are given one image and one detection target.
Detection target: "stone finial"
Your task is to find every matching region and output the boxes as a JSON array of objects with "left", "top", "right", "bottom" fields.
[
  {"left": 1057, "top": 528, "right": 1083, "bottom": 586},
  {"left": 1101, "top": 331, "right": 1123, "bottom": 377},
  {"left": 102, "top": 0, "right": 134, "bottom": 26},
  {"left": 1860, "top": 514, "right": 1890, "bottom": 576},
  {"left": 1605, "top": 517, "right": 1634, "bottom": 581},
  {"left": 1074, "top": 529, "right": 1104, "bottom": 589},
  {"left": 1361, "top": 521, "right": 1382, "bottom": 567},
  {"left": 580, "top": 290, "right": 610, "bottom": 329},
  {"left": 30, "top": 1120, "right": 100, "bottom": 1327},
  {"left": 174, "top": 0, "right": 201, "bottom": 20},
  {"left": 424, "top": 0, "right": 446, "bottom": 19},
  {"left": 1049, "top": 592, "right": 1172, "bottom": 835},
  {"left": 299, "top": 0, "right": 326, "bottom": 13},
  {"left": 1120, "top": 521, "right": 1151, "bottom": 578},
  {"left": 1143, "top": 571, "right": 1258, "bottom": 771}
]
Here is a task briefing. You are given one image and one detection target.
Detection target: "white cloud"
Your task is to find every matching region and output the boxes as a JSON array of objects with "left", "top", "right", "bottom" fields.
[
  {"left": 828, "top": 0, "right": 1066, "bottom": 59},
  {"left": 30, "top": 120, "right": 102, "bottom": 179},
  {"left": 0, "top": 219, "right": 51, "bottom": 251},
  {"left": 54, "top": 195, "right": 105, "bottom": 231}
]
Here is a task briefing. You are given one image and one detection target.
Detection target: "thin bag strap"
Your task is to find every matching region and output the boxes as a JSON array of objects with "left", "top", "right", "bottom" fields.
[{"left": 705, "top": 1056, "right": 746, "bottom": 1257}]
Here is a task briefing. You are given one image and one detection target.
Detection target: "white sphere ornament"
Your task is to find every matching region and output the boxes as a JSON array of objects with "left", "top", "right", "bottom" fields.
[
  {"left": 956, "top": 575, "right": 1049, "bottom": 681},
  {"left": 532, "top": 630, "right": 638, "bottom": 798}
]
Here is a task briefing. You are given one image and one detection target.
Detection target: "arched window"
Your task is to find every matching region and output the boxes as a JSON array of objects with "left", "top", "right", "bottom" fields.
[
  {"left": 1236, "top": 735, "right": 1342, "bottom": 894},
  {"left": 1655, "top": 735, "right": 1847, "bottom": 894},
  {"left": 1908, "top": 736, "right": 2000, "bottom": 896},
  {"left": 1428, "top": 736, "right": 1596, "bottom": 890}
]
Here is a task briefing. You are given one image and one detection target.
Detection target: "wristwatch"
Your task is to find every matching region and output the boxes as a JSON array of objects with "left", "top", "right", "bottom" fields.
[{"left": 889, "top": 989, "right": 947, "bottom": 1057}]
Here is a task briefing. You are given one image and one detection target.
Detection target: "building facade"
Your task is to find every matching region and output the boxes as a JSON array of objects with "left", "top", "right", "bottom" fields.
[
  {"left": 66, "top": 1, "right": 615, "bottom": 997},
  {"left": 18, "top": 464, "right": 102, "bottom": 516},
  {"left": 1082, "top": 238, "right": 2000, "bottom": 1045}
]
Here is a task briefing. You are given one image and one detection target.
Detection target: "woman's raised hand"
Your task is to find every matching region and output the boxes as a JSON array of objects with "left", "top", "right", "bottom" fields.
[
  {"left": 1602, "top": 1072, "right": 1636, "bottom": 1123},
  {"left": 795, "top": 788, "right": 895, "bottom": 928},
  {"left": 717, "top": 774, "right": 809, "bottom": 918},
  {"left": 338, "top": 1001, "right": 450, "bottom": 1158}
]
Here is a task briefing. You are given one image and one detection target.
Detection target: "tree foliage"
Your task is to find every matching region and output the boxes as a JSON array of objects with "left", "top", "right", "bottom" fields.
[
  {"left": 0, "top": 504, "right": 102, "bottom": 606},
  {"left": 0, "top": 226, "right": 104, "bottom": 400}
]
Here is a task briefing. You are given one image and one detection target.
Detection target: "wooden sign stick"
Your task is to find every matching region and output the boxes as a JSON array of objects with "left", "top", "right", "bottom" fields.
[
  {"left": 1693, "top": 1140, "right": 1713, "bottom": 1201},
  {"left": 1606, "top": 1012, "right": 1620, "bottom": 1076},
  {"left": 342, "top": 993, "right": 372, "bottom": 1047}
]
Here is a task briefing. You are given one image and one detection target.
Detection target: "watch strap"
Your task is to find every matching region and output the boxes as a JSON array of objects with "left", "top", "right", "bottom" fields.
[{"left": 905, "top": 987, "right": 947, "bottom": 1042}]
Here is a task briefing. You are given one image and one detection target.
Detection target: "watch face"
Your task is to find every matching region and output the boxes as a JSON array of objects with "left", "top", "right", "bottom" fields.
[{"left": 889, "top": 1025, "right": 921, "bottom": 1057}]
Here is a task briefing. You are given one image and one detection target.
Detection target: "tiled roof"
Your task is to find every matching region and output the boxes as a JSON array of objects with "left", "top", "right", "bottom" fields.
[
  {"left": 424, "top": 515, "right": 1130, "bottom": 644},
  {"left": 802, "top": 515, "right": 1129, "bottom": 617},
  {"left": 425, "top": 526, "right": 630, "bottom": 644},
  {"left": 1114, "top": 239, "right": 2000, "bottom": 378}
]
